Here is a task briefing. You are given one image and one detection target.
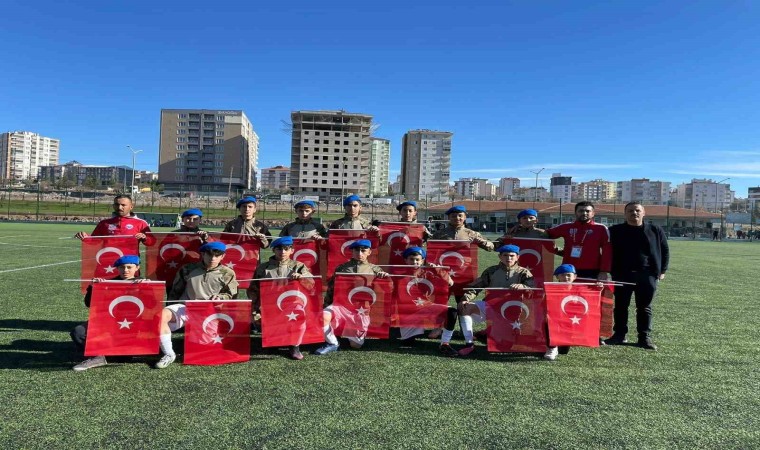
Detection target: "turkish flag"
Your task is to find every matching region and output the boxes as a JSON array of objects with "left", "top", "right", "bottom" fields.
[
  {"left": 425, "top": 240, "right": 478, "bottom": 296},
  {"left": 326, "top": 230, "right": 379, "bottom": 277},
  {"left": 80, "top": 236, "right": 140, "bottom": 293},
  {"left": 144, "top": 233, "right": 203, "bottom": 285},
  {"left": 84, "top": 281, "right": 164, "bottom": 356},
  {"left": 499, "top": 237, "right": 556, "bottom": 288},
  {"left": 599, "top": 283, "right": 615, "bottom": 338},
  {"left": 207, "top": 233, "right": 261, "bottom": 289},
  {"left": 545, "top": 282, "right": 602, "bottom": 347},
  {"left": 377, "top": 223, "right": 426, "bottom": 266},
  {"left": 332, "top": 274, "right": 393, "bottom": 339},
  {"left": 485, "top": 289, "right": 547, "bottom": 353},
  {"left": 393, "top": 268, "right": 450, "bottom": 329},
  {"left": 183, "top": 300, "right": 252, "bottom": 365},
  {"left": 259, "top": 278, "right": 324, "bottom": 348},
  {"left": 291, "top": 238, "right": 321, "bottom": 275}
]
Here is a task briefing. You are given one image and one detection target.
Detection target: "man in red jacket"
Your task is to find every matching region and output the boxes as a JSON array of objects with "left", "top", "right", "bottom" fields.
[
  {"left": 74, "top": 195, "right": 150, "bottom": 241},
  {"left": 547, "top": 201, "right": 611, "bottom": 281}
]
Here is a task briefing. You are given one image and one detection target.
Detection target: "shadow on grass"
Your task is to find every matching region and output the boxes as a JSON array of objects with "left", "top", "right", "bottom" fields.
[
  {"left": 360, "top": 337, "right": 546, "bottom": 363},
  {"left": 0, "top": 319, "right": 81, "bottom": 332},
  {"left": 0, "top": 339, "right": 82, "bottom": 371}
]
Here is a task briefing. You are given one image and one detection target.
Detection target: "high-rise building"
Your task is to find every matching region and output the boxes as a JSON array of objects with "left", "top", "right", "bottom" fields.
[
  {"left": 368, "top": 137, "right": 390, "bottom": 196},
  {"left": 401, "top": 129, "right": 452, "bottom": 201},
  {"left": 260, "top": 165, "right": 290, "bottom": 192},
  {"left": 0, "top": 131, "right": 60, "bottom": 182},
  {"left": 158, "top": 109, "right": 258, "bottom": 195},
  {"left": 550, "top": 173, "right": 573, "bottom": 203},
  {"left": 574, "top": 179, "right": 617, "bottom": 201},
  {"left": 673, "top": 179, "right": 733, "bottom": 211},
  {"left": 38, "top": 161, "right": 133, "bottom": 188},
  {"left": 498, "top": 177, "right": 520, "bottom": 198},
  {"left": 454, "top": 177, "right": 491, "bottom": 199},
  {"left": 617, "top": 178, "right": 671, "bottom": 205},
  {"left": 289, "top": 110, "right": 372, "bottom": 198}
]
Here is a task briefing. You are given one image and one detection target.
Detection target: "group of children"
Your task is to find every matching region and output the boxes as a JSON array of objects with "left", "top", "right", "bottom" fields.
[{"left": 72, "top": 194, "right": 586, "bottom": 371}]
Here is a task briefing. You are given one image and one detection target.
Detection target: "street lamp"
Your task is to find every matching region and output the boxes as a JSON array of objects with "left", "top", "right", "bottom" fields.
[
  {"left": 531, "top": 167, "right": 545, "bottom": 208},
  {"left": 127, "top": 145, "right": 143, "bottom": 194},
  {"left": 715, "top": 177, "right": 730, "bottom": 240}
]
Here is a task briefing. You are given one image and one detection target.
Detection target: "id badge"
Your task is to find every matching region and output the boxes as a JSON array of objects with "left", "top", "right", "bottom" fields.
[{"left": 571, "top": 246, "right": 583, "bottom": 258}]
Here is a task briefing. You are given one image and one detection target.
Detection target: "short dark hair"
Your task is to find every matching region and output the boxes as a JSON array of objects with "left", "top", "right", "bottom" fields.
[
  {"left": 575, "top": 201, "right": 595, "bottom": 211},
  {"left": 624, "top": 201, "right": 643, "bottom": 210},
  {"left": 114, "top": 194, "right": 133, "bottom": 203}
]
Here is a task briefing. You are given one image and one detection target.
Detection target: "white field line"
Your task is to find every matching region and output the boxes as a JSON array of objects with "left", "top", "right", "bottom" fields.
[
  {"left": 0, "top": 235, "right": 33, "bottom": 239},
  {"left": 0, "top": 242, "right": 79, "bottom": 249},
  {"left": 0, "top": 259, "right": 81, "bottom": 274}
]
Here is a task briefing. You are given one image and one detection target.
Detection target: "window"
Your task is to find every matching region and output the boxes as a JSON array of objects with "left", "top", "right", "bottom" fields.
[
  {"left": 304, "top": 139, "right": 309, "bottom": 143},
  {"left": 354, "top": 133, "right": 359, "bottom": 137},
  {"left": 216, "top": 139, "right": 224, "bottom": 144},
  {"left": 322, "top": 180, "right": 327, "bottom": 184},
  {"left": 176, "top": 137, "right": 187, "bottom": 143},
  {"left": 333, "top": 180, "right": 338, "bottom": 185},
  {"left": 343, "top": 141, "right": 348, "bottom": 145},
  {"left": 322, "top": 164, "right": 327, "bottom": 168},
  {"left": 217, "top": 115, "right": 224, "bottom": 121},
  {"left": 302, "top": 179, "right": 307, "bottom": 183},
  {"left": 344, "top": 133, "right": 349, "bottom": 137},
  {"left": 304, "top": 131, "right": 309, "bottom": 135},
  {"left": 335, "top": 140, "right": 340, "bottom": 145},
  {"left": 304, "top": 155, "right": 309, "bottom": 159},
  {"left": 177, "top": 122, "right": 186, "bottom": 127},
  {"left": 344, "top": 149, "right": 349, "bottom": 154},
  {"left": 333, "top": 172, "right": 338, "bottom": 177},
  {"left": 302, "top": 171, "right": 307, "bottom": 175},
  {"left": 178, "top": 113, "right": 188, "bottom": 119},
  {"left": 313, "top": 171, "right": 319, "bottom": 176},
  {"left": 175, "top": 167, "right": 184, "bottom": 174},
  {"left": 315, "top": 131, "right": 320, "bottom": 135},
  {"left": 315, "top": 139, "right": 320, "bottom": 144},
  {"left": 216, "top": 131, "right": 224, "bottom": 136},
  {"left": 177, "top": 130, "right": 186, "bottom": 135}
]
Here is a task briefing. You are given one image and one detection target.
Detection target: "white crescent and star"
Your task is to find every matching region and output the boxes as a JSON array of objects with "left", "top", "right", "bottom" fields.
[
  {"left": 500, "top": 300, "right": 530, "bottom": 321},
  {"left": 159, "top": 243, "right": 187, "bottom": 261},
  {"left": 108, "top": 295, "right": 145, "bottom": 329},
  {"left": 386, "top": 232, "right": 410, "bottom": 247},
  {"left": 347, "top": 286, "right": 377, "bottom": 306},
  {"left": 276, "top": 290, "right": 309, "bottom": 311},
  {"left": 96, "top": 247, "right": 124, "bottom": 265},
  {"left": 293, "top": 249, "right": 318, "bottom": 264},
  {"left": 225, "top": 244, "right": 246, "bottom": 261},
  {"left": 202, "top": 313, "right": 235, "bottom": 342},
  {"left": 340, "top": 239, "right": 359, "bottom": 256},
  {"left": 438, "top": 251, "right": 466, "bottom": 268},
  {"left": 560, "top": 295, "right": 589, "bottom": 324},
  {"left": 518, "top": 249, "right": 542, "bottom": 266}
]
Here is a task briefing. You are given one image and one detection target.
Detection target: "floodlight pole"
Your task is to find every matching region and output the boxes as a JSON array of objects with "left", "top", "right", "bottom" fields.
[{"left": 127, "top": 145, "right": 143, "bottom": 194}]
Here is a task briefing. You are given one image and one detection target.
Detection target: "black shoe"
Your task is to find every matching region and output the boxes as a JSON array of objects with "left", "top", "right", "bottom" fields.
[
  {"left": 638, "top": 337, "right": 657, "bottom": 350},
  {"left": 604, "top": 335, "right": 628, "bottom": 345},
  {"left": 558, "top": 346, "right": 570, "bottom": 355},
  {"left": 438, "top": 343, "right": 459, "bottom": 357},
  {"left": 399, "top": 336, "right": 417, "bottom": 348},
  {"left": 474, "top": 329, "right": 488, "bottom": 344}
]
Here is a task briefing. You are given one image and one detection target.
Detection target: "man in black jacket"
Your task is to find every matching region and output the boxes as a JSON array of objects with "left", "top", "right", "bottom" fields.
[{"left": 606, "top": 202, "right": 669, "bottom": 350}]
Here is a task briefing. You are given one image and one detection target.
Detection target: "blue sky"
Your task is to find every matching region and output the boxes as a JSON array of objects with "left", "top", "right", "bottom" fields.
[{"left": 2, "top": 1, "right": 759, "bottom": 196}]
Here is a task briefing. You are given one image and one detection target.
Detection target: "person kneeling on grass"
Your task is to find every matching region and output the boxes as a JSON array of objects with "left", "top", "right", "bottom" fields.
[
  {"left": 72, "top": 255, "right": 144, "bottom": 371},
  {"left": 248, "top": 236, "right": 313, "bottom": 360},
  {"left": 397, "top": 246, "right": 460, "bottom": 357},
  {"left": 313, "top": 239, "right": 389, "bottom": 355},
  {"left": 155, "top": 242, "right": 239, "bottom": 369},
  {"left": 458, "top": 244, "right": 534, "bottom": 357}
]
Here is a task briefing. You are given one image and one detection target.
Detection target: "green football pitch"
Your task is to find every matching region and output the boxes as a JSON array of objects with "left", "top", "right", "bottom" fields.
[{"left": 0, "top": 223, "right": 757, "bottom": 448}]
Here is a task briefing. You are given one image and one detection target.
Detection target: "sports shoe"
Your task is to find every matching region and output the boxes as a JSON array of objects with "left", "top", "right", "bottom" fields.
[
  {"left": 603, "top": 335, "right": 628, "bottom": 345},
  {"left": 154, "top": 354, "right": 176, "bottom": 369},
  {"left": 439, "top": 344, "right": 459, "bottom": 357},
  {"left": 289, "top": 346, "right": 304, "bottom": 360},
  {"left": 313, "top": 344, "right": 339, "bottom": 356},
  {"left": 543, "top": 346, "right": 558, "bottom": 361},
  {"left": 638, "top": 337, "right": 657, "bottom": 351},
  {"left": 458, "top": 343, "right": 476, "bottom": 357},
  {"left": 73, "top": 356, "right": 107, "bottom": 371}
]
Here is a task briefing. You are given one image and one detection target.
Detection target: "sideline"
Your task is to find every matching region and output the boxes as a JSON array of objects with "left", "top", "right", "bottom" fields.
[
  {"left": 0, "top": 259, "right": 81, "bottom": 274},
  {"left": 0, "top": 242, "right": 79, "bottom": 249}
]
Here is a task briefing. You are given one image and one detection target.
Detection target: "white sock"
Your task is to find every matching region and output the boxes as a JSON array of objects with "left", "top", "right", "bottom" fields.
[
  {"left": 460, "top": 315, "right": 474, "bottom": 344},
  {"left": 441, "top": 329, "right": 454, "bottom": 344},
  {"left": 159, "top": 333, "right": 175, "bottom": 357},
  {"left": 324, "top": 325, "right": 338, "bottom": 346},
  {"left": 400, "top": 327, "right": 423, "bottom": 340}
]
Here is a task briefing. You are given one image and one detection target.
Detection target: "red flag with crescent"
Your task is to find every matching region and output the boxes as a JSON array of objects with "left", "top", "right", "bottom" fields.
[
  {"left": 207, "top": 233, "right": 261, "bottom": 289},
  {"left": 259, "top": 278, "right": 324, "bottom": 348},
  {"left": 599, "top": 283, "right": 615, "bottom": 338},
  {"left": 84, "top": 281, "right": 164, "bottom": 356},
  {"left": 377, "top": 223, "right": 426, "bottom": 266},
  {"left": 485, "top": 289, "right": 547, "bottom": 353},
  {"left": 183, "top": 300, "right": 252, "bottom": 365},
  {"left": 144, "top": 233, "right": 203, "bottom": 286},
  {"left": 80, "top": 236, "right": 141, "bottom": 293},
  {"left": 425, "top": 240, "right": 478, "bottom": 296},
  {"left": 498, "top": 237, "right": 555, "bottom": 287},
  {"left": 331, "top": 274, "right": 392, "bottom": 339},
  {"left": 393, "top": 267, "right": 450, "bottom": 329},
  {"left": 326, "top": 230, "right": 379, "bottom": 277},
  {"left": 291, "top": 238, "right": 321, "bottom": 275},
  {"left": 545, "top": 283, "right": 602, "bottom": 347}
]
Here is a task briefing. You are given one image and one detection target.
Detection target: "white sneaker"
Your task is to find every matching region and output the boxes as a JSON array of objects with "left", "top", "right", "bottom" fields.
[
  {"left": 543, "top": 346, "right": 558, "bottom": 361},
  {"left": 154, "top": 354, "right": 176, "bottom": 369},
  {"left": 73, "top": 356, "right": 107, "bottom": 371}
]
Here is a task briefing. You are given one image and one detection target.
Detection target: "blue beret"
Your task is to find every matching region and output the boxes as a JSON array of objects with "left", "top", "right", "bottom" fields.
[
  {"left": 343, "top": 194, "right": 361, "bottom": 206},
  {"left": 553, "top": 264, "right": 576, "bottom": 275},
  {"left": 200, "top": 242, "right": 227, "bottom": 253},
  {"left": 396, "top": 201, "right": 418, "bottom": 211},
  {"left": 402, "top": 246, "right": 426, "bottom": 259},
  {"left": 348, "top": 239, "right": 372, "bottom": 249},
  {"left": 271, "top": 236, "right": 294, "bottom": 248},
  {"left": 517, "top": 209, "right": 538, "bottom": 219},
  {"left": 236, "top": 196, "right": 257, "bottom": 207},
  {"left": 445, "top": 205, "right": 467, "bottom": 215},
  {"left": 114, "top": 255, "right": 140, "bottom": 266},
  {"left": 181, "top": 208, "right": 203, "bottom": 218},
  {"left": 294, "top": 200, "right": 316, "bottom": 209},
  {"left": 497, "top": 244, "right": 520, "bottom": 254}
]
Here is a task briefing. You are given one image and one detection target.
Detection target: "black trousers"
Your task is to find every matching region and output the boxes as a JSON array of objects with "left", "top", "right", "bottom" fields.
[{"left": 612, "top": 271, "right": 658, "bottom": 338}]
